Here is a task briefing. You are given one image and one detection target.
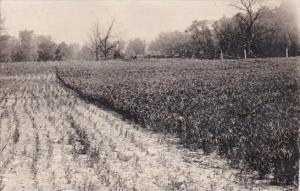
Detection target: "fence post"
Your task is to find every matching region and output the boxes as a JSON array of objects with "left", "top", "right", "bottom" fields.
[
  {"left": 244, "top": 49, "right": 247, "bottom": 59},
  {"left": 286, "top": 47, "right": 289, "bottom": 58},
  {"left": 220, "top": 49, "right": 223, "bottom": 60}
]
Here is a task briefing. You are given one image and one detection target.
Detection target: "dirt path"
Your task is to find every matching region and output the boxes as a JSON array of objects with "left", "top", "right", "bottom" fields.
[{"left": 0, "top": 73, "right": 288, "bottom": 191}]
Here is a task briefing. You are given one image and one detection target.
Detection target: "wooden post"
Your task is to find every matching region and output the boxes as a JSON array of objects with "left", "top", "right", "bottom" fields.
[
  {"left": 286, "top": 47, "right": 289, "bottom": 58},
  {"left": 244, "top": 49, "right": 247, "bottom": 60},
  {"left": 220, "top": 49, "right": 223, "bottom": 60}
]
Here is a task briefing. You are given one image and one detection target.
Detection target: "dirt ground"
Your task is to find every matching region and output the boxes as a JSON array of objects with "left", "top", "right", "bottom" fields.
[{"left": 0, "top": 73, "right": 291, "bottom": 191}]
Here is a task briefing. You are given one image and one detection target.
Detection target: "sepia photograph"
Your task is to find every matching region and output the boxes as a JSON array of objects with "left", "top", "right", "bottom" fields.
[{"left": 0, "top": 0, "right": 299, "bottom": 190}]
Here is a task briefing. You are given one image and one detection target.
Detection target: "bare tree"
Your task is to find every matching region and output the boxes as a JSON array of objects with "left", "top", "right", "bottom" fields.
[
  {"left": 232, "top": 0, "right": 268, "bottom": 57},
  {"left": 89, "top": 19, "right": 119, "bottom": 60},
  {"left": 89, "top": 22, "right": 101, "bottom": 61}
]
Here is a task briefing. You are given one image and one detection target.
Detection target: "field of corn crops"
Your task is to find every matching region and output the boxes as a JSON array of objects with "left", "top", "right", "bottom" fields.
[
  {"left": 0, "top": 58, "right": 298, "bottom": 191},
  {"left": 57, "top": 58, "right": 300, "bottom": 187}
]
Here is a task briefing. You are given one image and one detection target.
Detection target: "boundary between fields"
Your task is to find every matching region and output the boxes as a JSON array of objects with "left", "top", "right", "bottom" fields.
[{"left": 54, "top": 67, "right": 139, "bottom": 124}]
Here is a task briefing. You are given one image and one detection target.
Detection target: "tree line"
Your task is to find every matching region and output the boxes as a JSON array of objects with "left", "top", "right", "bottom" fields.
[
  {"left": 0, "top": 29, "right": 83, "bottom": 62},
  {"left": 149, "top": 0, "right": 299, "bottom": 59},
  {"left": 0, "top": 0, "right": 298, "bottom": 62},
  {"left": 0, "top": 18, "right": 147, "bottom": 62}
]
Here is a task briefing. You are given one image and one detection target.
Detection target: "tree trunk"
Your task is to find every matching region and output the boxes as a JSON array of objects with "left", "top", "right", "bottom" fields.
[
  {"left": 104, "top": 51, "right": 107, "bottom": 60},
  {"left": 96, "top": 51, "right": 99, "bottom": 61},
  {"left": 247, "top": 41, "right": 253, "bottom": 57}
]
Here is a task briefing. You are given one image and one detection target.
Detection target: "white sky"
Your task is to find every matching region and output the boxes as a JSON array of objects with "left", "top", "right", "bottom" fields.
[{"left": 2, "top": 0, "right": 283, "bottom": 45}]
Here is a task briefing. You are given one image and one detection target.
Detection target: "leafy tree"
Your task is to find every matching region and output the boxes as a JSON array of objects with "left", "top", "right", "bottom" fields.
[
  {"left": 213, "top": 17, "right": 243, "bottom": 58},
  {"left": 113, "top": 40, "right": 125, "bottom": 59},
  {"left": 213, "top": 1, "right": 299, "bottom": 58},
  {"left": 37, "top": 37, "right": 57, "bottom": 61},
  {"left": 186, "top": 21, "right": 215, "bottom": 58},
  {"left": 0, "top": 17, "right": 10, "bottom": 62},
  {"left": 149, "top": 31, "right": 192, "bottom": 57},
  {"left": 269, "top": 1, "right": 299, "bottom": 57},
  {"left": 13, "top": 30, "right": 35, "bottom": 62},
  {"left": 55, "top": 42, "right": 68, "bottom": 61},
  {"left": 125, "top": 38, "right": 145, "bottom": 58},
  {"left": 0, "top": 35, "right": 12, "bottom": 62},
  {"left": 78, "top": 45, "right": 95, "bottom": 61}
]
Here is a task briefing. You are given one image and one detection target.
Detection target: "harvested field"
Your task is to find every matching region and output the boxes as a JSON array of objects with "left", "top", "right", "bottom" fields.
[{"left": 0, "top": 59, "right": 298, "bottom": 190}]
